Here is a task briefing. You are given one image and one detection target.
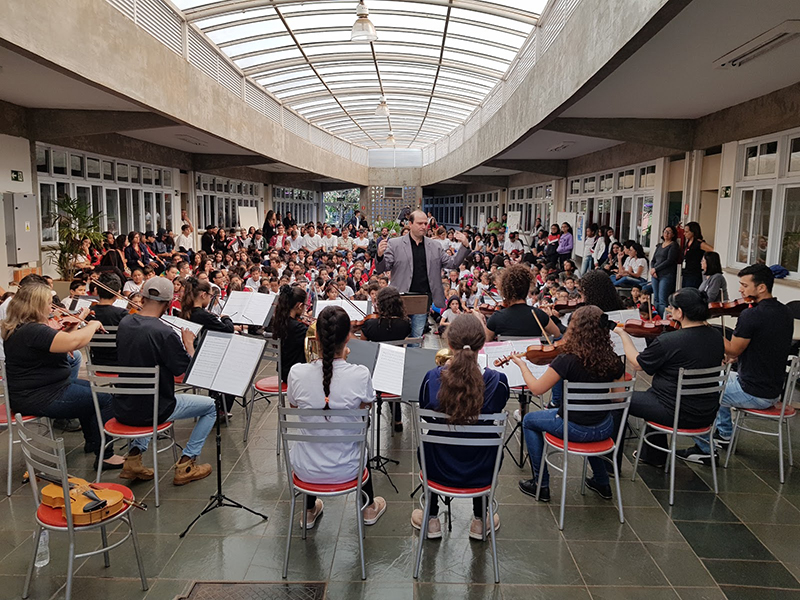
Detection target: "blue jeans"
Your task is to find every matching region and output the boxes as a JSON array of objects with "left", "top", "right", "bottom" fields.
[
  {"left": 650, "top": 272, "right": 676, "bottom": 317},
  {"left": 45, "top": 379, "right": 114, "bottom": 458},
  {"left": 580, "top": 255, "right": 594, "bottom": 277},
  {"left": 694, "top": 372, "right": 777, "bottom": 454},
  {"left": 610, "top": 275, "right": 646, "bottom": 287},
  {"left": 68, "top": 350, "right": 82, "bottom": 381},
  {"left": 522, "top": 409, "right": 614, "bottom": 488},
  {"left": 410, "top": 313, "right": 427, "bottom": 345},
  {"left": 131, "top": 394, "right": 216, "bottom": 458}
]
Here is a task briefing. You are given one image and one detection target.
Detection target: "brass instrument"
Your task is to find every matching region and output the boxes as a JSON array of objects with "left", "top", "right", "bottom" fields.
[
  {"left": 304, "top": 319, "right": 319, "bottom": 362},
  {"left": 435, "top": 347, "right": 453, "bottom": 366}
]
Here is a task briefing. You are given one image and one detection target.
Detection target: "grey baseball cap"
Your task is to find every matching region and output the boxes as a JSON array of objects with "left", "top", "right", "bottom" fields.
[{"left": 141, "top": 277, "right": 174, "bottom": 302}]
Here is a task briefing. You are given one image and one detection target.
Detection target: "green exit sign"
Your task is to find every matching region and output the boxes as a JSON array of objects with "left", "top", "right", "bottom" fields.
[{"left": 11, "top": 170, "right": 23, "bottom": 182}]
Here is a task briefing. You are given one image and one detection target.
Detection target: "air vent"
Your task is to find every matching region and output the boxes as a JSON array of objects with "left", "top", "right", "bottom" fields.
[{"left": 715, "top": 20, "right": 800, "bottom": 68}]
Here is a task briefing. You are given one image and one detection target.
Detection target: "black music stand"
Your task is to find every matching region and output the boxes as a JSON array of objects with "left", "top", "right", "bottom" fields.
[
  {"left": 369, "top": 391, "right": 399, "bottom": 493},
  {"left": 502, "top": 389, "right": 540, "bottom": 469}
]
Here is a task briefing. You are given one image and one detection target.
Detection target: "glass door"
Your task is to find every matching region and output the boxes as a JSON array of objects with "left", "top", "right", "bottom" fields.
[{"left": 105, "top": 188, "right": 120, "bottom": 235}]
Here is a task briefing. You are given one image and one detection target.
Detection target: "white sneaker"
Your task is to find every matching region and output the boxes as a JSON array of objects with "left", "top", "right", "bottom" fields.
[{"left": 513, "top": 408, "right": 522, "bottom": 422}]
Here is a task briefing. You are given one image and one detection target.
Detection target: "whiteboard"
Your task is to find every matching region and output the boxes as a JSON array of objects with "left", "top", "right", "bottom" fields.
[
  {"left": 506, "top": 211, "right": 521, "bottom": 234},
  {"left": 238, "top": 206, "right": 260, "bottom": 231}
]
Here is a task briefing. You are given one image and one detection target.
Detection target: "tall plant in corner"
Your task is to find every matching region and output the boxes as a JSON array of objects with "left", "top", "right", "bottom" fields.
[{"left": 47, "top": 194, "right": 103, "bottom": 281}]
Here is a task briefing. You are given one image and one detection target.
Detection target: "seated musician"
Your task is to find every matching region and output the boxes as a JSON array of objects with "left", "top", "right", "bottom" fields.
[
  {"left": 511, "top": 306, "right": 625, "bottom": 502},
  {"left": 272, "top": 285, "right": 309, "bottom": 383},
  {"left": 615, "top": 287, "right": 725, "bottom": 467},
  {"left": 360, "top": 286, "right": 412, "bottom": 432},
  {"left": 413, "top": 314, "right": 509, "bottom": 539},
  {"left": 115, "top": 278, "right": 215, "bottom": 485},
  {"left": 287, "top": 306, "right": 387, "bottom": 529},
  {"left": 484, "top": 264, "right": 561, "bottom": 341},
  {"left": 1, "top": 282, "right": 124, "bottom": 470},
  {"left": 87, "top": 273, "right": 129, "bottom": 367}
]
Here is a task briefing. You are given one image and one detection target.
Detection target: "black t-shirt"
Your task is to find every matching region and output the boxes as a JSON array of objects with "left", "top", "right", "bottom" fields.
[
  {"left": 116, "top": 314, "right": 191, "bottom": 426},
  {"left": 683, "top": 239, "right": 704, "bottom": 276},
  {"left": 87, "top": 304, "right": 129, "bottom": 366},
  {"left": 361, "top": 317, "right": 412, "bottom": 342},
  {"left": 549, "top": 352, "right": 625, "bottom": 426},
  {"left": 409, "top": 237, "right": 431, "bottom": 297},
  {"left": 188, "top": 307, "right": 235, "bottom": 334},
  {"left": 486, "top": 303, "right": 550, "bottom": 338},
  {"left": 278, "top": 318, "right": 308, "bottom": 382},
  {"left": 734, "top": 298, "right": 793, "bottom": 398},
  {"left": 5, "top": 323, "right": 70, "bottom": 413},
  {"left": 636, "top": 326, "right": 725, "bottom": 420}
]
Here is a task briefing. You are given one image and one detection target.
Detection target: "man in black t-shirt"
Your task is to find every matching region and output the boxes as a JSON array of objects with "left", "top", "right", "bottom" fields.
[
  {"left": 686, "top": 264, "right": 793, "bottom": 462},
  {"left": 116, "top": 278, "right": 216, "bottom": 485},
  {"left": 87, "top": 273, "right": 129, "bottom": 367}
]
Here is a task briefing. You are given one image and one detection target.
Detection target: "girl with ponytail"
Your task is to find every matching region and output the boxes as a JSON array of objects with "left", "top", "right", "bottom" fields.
[
  {"left": 287, "top": 306, "right": 387, "bottom": 530},
  {"left": 272, "top": 284, "right": 308, "bottom": 382},
  {"left": 413, "top": 313, "right": 510, "bottom": 540}
]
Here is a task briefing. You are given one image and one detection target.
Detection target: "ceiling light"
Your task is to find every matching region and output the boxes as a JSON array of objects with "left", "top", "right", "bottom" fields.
[
  {"left": 715, "top": 20, "right": 800, "bottom": 68},
  {"left": 351, "top": 1, "right": 378, "bottom": 43},
  {"left": 375, "top": 95, "right": 390, "bottom": 117},
  {"left": 386, "top": 131, "right": 396, "bottom": 145}
]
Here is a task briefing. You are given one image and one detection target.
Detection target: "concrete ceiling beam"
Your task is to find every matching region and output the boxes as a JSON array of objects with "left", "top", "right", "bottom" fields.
[
  {"left": 192, "top": 154, "right": 276, "bottom": 172},
  {"left": 452, "top": 175, "right": 510, "bottom": 188},
  {"left": 484, "top": 159, "right": 567, "bottom": 178},
  {"left": 544, "top": 117, "right": 696, "bottom": 151},
  {"left": 27, "top": 109, "right": 176, "bottom": 140}
]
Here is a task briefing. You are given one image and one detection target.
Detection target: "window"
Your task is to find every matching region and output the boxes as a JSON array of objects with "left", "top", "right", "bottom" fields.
[
  {"left": 154, "top": 169, "right": 162, "bottom": 187},
  {"left": 744, "top": 141, "right": 778, "bottom": 177},
  {"left": 163, "top": 169, "right": 172, "bottom": 188},
  {"left": 583, "top": 177, "right": 596, "bottom": 194},
  {"left": 526, "top": 187, "right": 533, "bottom": 199},
  {"left": 87, "top": 158, "right": 101, "bottom": 180},
  {"left": 737, "top": 189, "right": 772, "bottom": 265},
  {"left": 70, "top": 155, "right": 84, "bottom": 178},
  {"left": 618, "top": 169, "right": 634, "bottom": 190},
  {"left": 620, "top": 197, "right": 632, "bottom": 241},
  {"left": 142, "top": 167, "right": 153, "bottom": 186},
  {"left": 599, "top": 173, "right": 613, "bottom": 192},
  {"left": 40, "top": 183, "right": 56, "bottom": 242},
  {"left": 789, "top": 138, "right": 800, "bottom": 174},
  {"left": 164, "top": 193, "right": 173, "bottom": 231},
  {"left": 780, "top": 187, "right": 800, "bottom": 272},
  {"left": 105, "top": 189, "right": 119, "bottom": 235},
  {"left": 119, "top": 189, "right": 131, "bottom": 233},
  {"left": 118, "top": 163, "right": 129, "bottom": 183},
  {"left": 639, "top": 165, "right": 656, "bottom": 188},
  {"left": 37, "top": 147, "right": 50, "bottom": 173},
  {"left": 102, "top": 160, "right": 114, "bottom": 181},
  {"left": 52, "top": 151, "right": 67, "bottom": 176},
  {"left": 132, "top": 189, "right": 142, "bottom": 232},
  {"left": 570, "top": 180, "right": 580, "bottom": 195},
  {"left": 130, "top": 165, "right": 140, "bottom": 184}
]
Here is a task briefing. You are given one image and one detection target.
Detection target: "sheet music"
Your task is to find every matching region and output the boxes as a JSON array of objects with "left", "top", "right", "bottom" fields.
[
  {"left": 70, "top": 297, "right": 96, "bottom": 311},
  {"left": 315, "top": 299, "right": 370, "bottom": 321},
  {"left": 606, "top": 309, "right": 648, "bottom": 355},
  {"left": 161, "top": 315, "right": 203, "bottom": 349},
  {"left": 222, "top": 291, "right": 275, "bottom": 325},
  {"left": 481, "top": 340, "right": 548, "bottom": 387},
  {"left": 214, "top": 335, "right": 265, "bottom": 396},
  {"left": 113, "top": 299, "right": 128, "bottom": 309},
  {"left": 372, "top": 343, "right": 406, "bottom": 395},
  {"left": 185, "top": 333, "right": 229, "bottom": 391}
]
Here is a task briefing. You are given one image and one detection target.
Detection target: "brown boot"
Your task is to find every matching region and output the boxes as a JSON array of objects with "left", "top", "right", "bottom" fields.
[
  {"left": 172, "top": 458, "right": 212, "bottom": 486},
  {"left": 119, "top": 453, "right": 154, "bottom": 481}
]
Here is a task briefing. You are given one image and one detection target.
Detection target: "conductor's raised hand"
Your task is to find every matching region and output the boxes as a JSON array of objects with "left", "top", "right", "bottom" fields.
[
  {"left": 377, "top": 239, "right": 388, "bottom": 258},
  {"left": 454, "top": 231, "right": 468, "bottom": 246}
]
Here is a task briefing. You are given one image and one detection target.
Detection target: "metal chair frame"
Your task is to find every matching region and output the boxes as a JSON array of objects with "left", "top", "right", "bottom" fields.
[
  {"left": 246, "top": 337, "right": 282, "bottom": 446},
  {"left": 724, "top": 356, "right": 799, "bottom": 483},
  {"left": 632, "top": 364, "right": 730, "bottom": 505},
  {"left": 538, "top": 379, "right": 635, "bottom": 530},
  {"left": 15, "top": 414, "right": 147, "bottom": 600},
  {"left": 373, "top": 336, "right": 422, "bottom": 437},
  {"left": 87, "top": 365, "right": 178, "bottom": 507},
  {"left": 279, "top": 407, "right": 370, "bottom": 579},
  {"left": 414, "top": 408, "right": 507, "bottom": 583}
]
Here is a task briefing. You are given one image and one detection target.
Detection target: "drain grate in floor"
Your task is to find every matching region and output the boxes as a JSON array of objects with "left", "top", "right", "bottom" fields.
[{"left": 178, "top": 581, "right": 326, "bottom": 600}]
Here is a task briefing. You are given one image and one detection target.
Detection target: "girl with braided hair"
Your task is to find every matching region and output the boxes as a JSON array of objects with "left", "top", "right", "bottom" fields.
[{"left": 287, "top": 306, "right": 387, "bottom": 529}]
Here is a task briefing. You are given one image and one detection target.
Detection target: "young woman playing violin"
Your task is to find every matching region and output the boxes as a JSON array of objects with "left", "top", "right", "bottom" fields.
[
  {"left": 1, "top": 282, "right": 125, "bottom": 470},
  {"left": 510, "top": 306, "right": 626, "bottom": 502},
  {"left": 272, "top": 284, "right": 309, "bottom": 383}
]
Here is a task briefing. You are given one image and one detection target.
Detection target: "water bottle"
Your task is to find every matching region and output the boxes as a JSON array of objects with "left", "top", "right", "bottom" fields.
[{"left": 34, "top": 530, "right": 50, "bottom": 568}]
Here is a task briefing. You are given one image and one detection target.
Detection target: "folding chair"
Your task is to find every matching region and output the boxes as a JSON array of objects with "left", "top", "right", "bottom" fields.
[
  {"left": 725, "top": 356, "right": 798, "bottom": 483},
  {"left": 1, "top": 360, "right": 53, "bottom": 496},
  {"left": 414, "top": 408, "right": 507, "bottom": 583},
  {"left": 538, "top": 379, "right": 634, "bottom": 530},
  {"left": 88, "top": 365, "right": 178, "bottom": 507},
  {"left": 632, "top": 364, "right": 730, "bottom": 505},
  {"left": 279, "top": 407, "right": 370, "bottom": 579},
  {"left": 15, "top": 414, "right": 147, "bottom": 600},
  {"left": 247, "top": 338, "right": 284, "bottom": 447}
]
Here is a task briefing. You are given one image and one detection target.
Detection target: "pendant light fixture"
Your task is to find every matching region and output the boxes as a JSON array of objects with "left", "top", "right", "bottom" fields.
[
  {"left": 375, "top": 95, "right": 390, "bottom": 117},
  {"left": 351, "top": 1, "right": 378, "bottom": 43},
  {"left": 386, "top": 130, "right": 396, "bottom": 145}
]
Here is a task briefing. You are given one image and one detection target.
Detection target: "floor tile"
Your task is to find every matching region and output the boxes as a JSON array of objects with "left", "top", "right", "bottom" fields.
[
  {"left": 500, "top": 584, "right": 590, "bottom": 600},
  {"left": 624, "top": 507, "right": 687, "bottom": 542},
  {"left": 329, "top": 536, "right": 415, "bottom": 582},
  {"left": 556, "top": 506, "right": 637, "bottom": 541},
  {"left": 652, "top": 491, "right": 740, "bottom": 522},
  {"left": 567, "top": 541, "right": 668, "bottom": 586},
  {"left": 584, "top": 586, "right": 679, "bottom": 599},
  {"left": 719, "top": 493, "right": 800, "bottom": 525},
  {"left": 160, "top": 536, "right": 260, "bottom": 581},
  {"left": 327, "top": 581, "right": 414, "bottom": 600},
  {"left": 644, "top": 542, "right": 716, "bottom": 587},
  {"left": 674, "top": 522, "right": 775, "bottom": 560},
  {"left": 673, "top": 588, "right": 727, "bottom": 600},
  {"left": 748, "top": 523, "right": 800, "bottom": 565},
  {"left": 719, "top": 586, "right": 800, "bottom": 600},
  {"left": 702, "top": 559, "right": 800, "bottom": 588}
]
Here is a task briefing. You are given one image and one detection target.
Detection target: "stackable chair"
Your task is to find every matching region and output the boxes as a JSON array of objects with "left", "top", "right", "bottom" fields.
[
  {"left": 414, "top": 409, "right": 507, "bottom": 583},
  {"left": 632, "top": 364, "right": 730, "bottom": 505},
  {"left": 86, "top": 326, "right": 119, "bottom": 376},
  {"left": 247, "top": 338, "right": 284, "bottom": 447},
  {"left": 725, "top": 355, "right": 799, "bottom": 483},
  {"left": 537, "top": 379, "right": 635, "bottom": 530},
  {"left": 279, "top": 407, "right": 370, "bottom": 579},
  {"left": 15, "top": 414, "right": 148, "bottom": 600},
  {"left": 1, "top": 360, "right": 54, "bottom": 496},
  {"left": 88, "top": 365, "right": 178, "bottom": 506}
]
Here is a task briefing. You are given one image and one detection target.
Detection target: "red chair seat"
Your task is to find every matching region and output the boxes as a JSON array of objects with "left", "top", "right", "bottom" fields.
[
  {"left": 37, "top": 483, "right": 134, "bottom": 528},
  {"left": 645, "top": 421, "right": 712, "bottom": 435},
  {"left": 418, "top": 472, "right": 491, "bottom": 495},
  {"left": 742, "top": 405, "right": 796, "bottom": 418},
  {"left": 292, "top": 468, "right": 369, "bottom": 494},
  {"left": 377, "top": 393, "right": 400, "bottom": 399},
  {"left": 254, "top": 376, "right": 287, "bottom": 393},
  {"left": 174, "top": 374, "right": 185, "bottom": 384},
  {"left": 623, "top": 373, "right": 633, "bottom": 381},
  {"left": 0, "top": 413, "right": 38, "bottom": 426},
  {"left": 104, "top": 418, "right": 173, "bottom": 436},
  {"left": 95, "top": 372, "right": 119, "bottom": 378},
  {"left": 544, "top": 432, "right": 614, "bottom": 454}
]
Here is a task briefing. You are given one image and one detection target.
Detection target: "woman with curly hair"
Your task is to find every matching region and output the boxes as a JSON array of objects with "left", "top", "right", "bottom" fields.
[
  {"left": 511, "top": 305, "right": 625, "bottom": 503},
  {"left": 580, "top": 270, "right": 623, "bottom": 312},
  {"left": 485, "top": 264, "right": 561, "bottom": 340}
]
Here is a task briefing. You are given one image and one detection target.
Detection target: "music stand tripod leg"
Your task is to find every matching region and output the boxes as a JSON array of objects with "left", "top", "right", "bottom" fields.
[{"left": 368, "top": 395, "right": 399, "bottom": 493}]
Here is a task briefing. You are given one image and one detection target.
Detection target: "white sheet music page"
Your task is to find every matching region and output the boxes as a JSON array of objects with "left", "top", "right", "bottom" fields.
[
  {"left": 222, "top": 291, "right": 275, "bottom": 325},
  {"left": 112, "top": 299, "right": 128, "bottom": 309},
  {"left": 185, "top": 332, "right": 230, "bottom": 391},
  {"left": 372, "top": 343, "right": 405, "bottom": 395},
  {"left": 214, "top": 335, "right": 265, "bottom": 396},
  {"left": 607, "top": 309, "right": 648, "bottom": 355},
  {"left": 161, "top": 315, "right": 203, "bottom": 349}
]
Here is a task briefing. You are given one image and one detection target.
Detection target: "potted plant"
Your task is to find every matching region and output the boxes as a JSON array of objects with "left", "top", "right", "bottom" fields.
[{"left": 47, "top": 194, "right": 103, "bottom": 289}]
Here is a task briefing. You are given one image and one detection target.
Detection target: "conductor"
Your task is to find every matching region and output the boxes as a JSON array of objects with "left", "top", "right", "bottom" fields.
[{"left": 375, "top": 210, "right": 469, "bottom": 339}]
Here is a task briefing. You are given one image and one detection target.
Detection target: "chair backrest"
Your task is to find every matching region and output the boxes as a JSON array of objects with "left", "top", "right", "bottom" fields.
[
  {"left": 258, "top": 337, "right": 282, "bottom": 381},
  {"left": 86, "top": 327, "right": 119, "bottom": 369},
  {"left": 278, "top": 406, "right": 370, "bottom": 486},
  {"left": 86, "top": 365, "right": 161, "bottom": 428},
  {"left": 786, "top": 300, "right": 800, "bottom": 321},
  {"left": 562, "top": 378, "right": 636, "bottom": 447},
  {"left": 14, "top": 414, "right": 77, "bottom": 528},
  {"left": 673, "top": 364, "right": 731, "bottom": 431},
  {"left": 415, "top": 409, "right": 508, "bottom": 494},
  {"left": 381, "top": 337, "right": 423, "bottom": 347},
  {"left": 779, "top": 355, "right": 800, "bottom": 417}
]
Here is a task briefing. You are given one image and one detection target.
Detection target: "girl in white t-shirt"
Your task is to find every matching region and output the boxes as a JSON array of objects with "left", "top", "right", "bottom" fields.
[
  {"left": 287, "top": 305, "right": 387, "bottom": 529},
  {"left": 610, "top": 241, "right": 649, "bottom": 287}
]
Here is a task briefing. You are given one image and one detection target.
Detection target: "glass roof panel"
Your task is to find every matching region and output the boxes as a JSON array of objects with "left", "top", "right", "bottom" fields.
[{"left": 176, "top": 0, "right": 543, "bottom": 148}]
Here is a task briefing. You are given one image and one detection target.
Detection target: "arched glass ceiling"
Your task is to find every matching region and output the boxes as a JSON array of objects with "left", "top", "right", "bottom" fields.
[{"left": 175, "top": 0, "right": 546, "bottom": 148}]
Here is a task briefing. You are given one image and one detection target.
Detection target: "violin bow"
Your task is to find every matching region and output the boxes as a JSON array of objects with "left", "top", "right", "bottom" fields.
[
  {"left": 92, "top": 276, "right": 184, "bottom": 334},
  {"left": 336, "top": 286, "right": 368, "bottom": 318},
  {"left": 530, "top": 306, "right": 553, "bottom": 346}
]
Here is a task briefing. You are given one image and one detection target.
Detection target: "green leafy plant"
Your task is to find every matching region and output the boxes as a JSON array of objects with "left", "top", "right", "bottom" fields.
[
  {"left": 47, "top": 194, "right": 103, "bottom": 281},
  {"left": 373, "top": 219, "right": 402, "bottom": 235}
]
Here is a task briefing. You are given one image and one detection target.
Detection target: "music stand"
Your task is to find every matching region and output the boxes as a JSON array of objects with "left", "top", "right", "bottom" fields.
[{"left": 400, "top": 294, "right": 429, "bottom": 316}]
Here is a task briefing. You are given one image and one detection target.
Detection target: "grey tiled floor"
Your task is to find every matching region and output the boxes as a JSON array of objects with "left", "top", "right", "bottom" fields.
[{"left": 2, "top": 361, "right": 800, "bottom": 600}]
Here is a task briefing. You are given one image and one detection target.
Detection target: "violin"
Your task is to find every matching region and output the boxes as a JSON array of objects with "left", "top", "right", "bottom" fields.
[
  {"left": 493, "top": 340, "right": 566, "bottom": 366},
  {"left": 708, "top": 298, "right": 751, "bottom": 317},
  {"left": 552, "top": 299, "right": 586, "bottom": 313},
  {"left": 611, "top": 317, "right": 681, "bottom": 338},
  {"left": 477, "top": 303, "right": 502, "bottom": 317},
  {"left": 48, "top": 305, "right": 92, "bottom": 330},
  {"left": 351, "top": 313, "right": 378, "bottom": 332},
  {"left": 38, "top": 474, "right": 146, "bottom": 526}
]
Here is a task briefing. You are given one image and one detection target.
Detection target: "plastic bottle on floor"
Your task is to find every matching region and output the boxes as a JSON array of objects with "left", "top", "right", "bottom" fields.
[{"left": 34, "top": 530, "right": 49, "bottom": 568}]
